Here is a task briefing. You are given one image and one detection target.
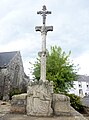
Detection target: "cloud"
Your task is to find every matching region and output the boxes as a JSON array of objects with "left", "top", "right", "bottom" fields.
[
  {"left": 0, "top": 0, "right": 88, "bottom": 76},
  {"left": 73, "top": 51, "right": 89, "bottom": 75}
]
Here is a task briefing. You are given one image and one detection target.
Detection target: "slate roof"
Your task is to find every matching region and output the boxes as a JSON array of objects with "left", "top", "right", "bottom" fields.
[
  {"left": 78, "top": 75, "right": 89, "bottom": 82},
  {"left": 0, "top": 51, "right": 18, "bottom": 68}
]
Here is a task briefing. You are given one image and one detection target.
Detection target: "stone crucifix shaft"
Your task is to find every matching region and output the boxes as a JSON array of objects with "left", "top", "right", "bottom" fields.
[{"left": 35, "top": 5, "right": 53, "bottom": 82}]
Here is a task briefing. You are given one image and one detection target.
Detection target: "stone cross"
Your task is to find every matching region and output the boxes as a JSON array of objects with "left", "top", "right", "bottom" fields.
[{"left": 35, "top": 5, "right": 53, "bottom": 82}]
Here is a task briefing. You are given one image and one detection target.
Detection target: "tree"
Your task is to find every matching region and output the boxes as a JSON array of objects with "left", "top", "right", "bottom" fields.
[
  {"left": 33, "top": 46, "right": 78, "bottom": 93},
  {"left": 66, "top": 94, "right": 84, "bottom": 113}
]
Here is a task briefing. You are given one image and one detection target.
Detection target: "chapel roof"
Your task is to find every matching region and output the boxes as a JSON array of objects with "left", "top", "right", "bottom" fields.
[
  {"left": 78, "top": 75, "right": 89, "bottom": 82},
  {"left": 0, "top": 51, "right": 18, "bottom": 68}
]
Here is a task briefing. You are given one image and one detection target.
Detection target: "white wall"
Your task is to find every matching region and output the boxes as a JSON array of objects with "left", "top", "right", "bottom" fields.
[{"left": 69, "top": 81, "right": 89, "bottom": 97}]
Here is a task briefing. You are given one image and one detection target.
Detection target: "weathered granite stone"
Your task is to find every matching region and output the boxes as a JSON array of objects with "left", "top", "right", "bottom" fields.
[
  {"left": 10, "top": 85, "right": 87, "bottom": 119},
  {"left": 81, "top": 96, "right": 89, "bottom": 107},
  {"left": 10, "top": 93, "right": 27, "bottom": 114},
  {"left": 52, "top": 94, "right": 71, "bottom": 116},
  {"left": 81, "top": 96, "right": 89, "bottom": 114},
  {"left": 0, "top": 51, "right": 26, "bottom": 101},
  {"left": 52, "top": 94, "right": 84, "bottom": 117},
  {"left": 35, "top": 6, "right": 53, "bottom": 82},
  {"left": 27, "top": 80, "right": 53, "bottom": 116}
]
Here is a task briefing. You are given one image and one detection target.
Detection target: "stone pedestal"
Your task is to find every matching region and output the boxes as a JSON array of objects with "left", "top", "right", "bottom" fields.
[
  {"left": 10, "top": 93, "right": 27, "bottom": 114},
  {"left": 10, "top": 85, "right": 87, "bottom": 119},
  {"left": 52, "top": 94, "right": 71, "bottom": 116},
  {"left": 27, "top": 80, "right": 53, "bottom": 116}
]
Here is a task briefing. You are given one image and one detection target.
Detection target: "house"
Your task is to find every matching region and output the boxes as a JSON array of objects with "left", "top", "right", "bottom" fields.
[
  {"left": 0, "top": 51, "right": 26, "bottom": 101},
  {"left": 69, "top": 75, "right": 89, "bottom": 97}
]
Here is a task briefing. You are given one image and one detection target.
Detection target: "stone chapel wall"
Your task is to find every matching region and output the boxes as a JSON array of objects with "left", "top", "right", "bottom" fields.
[
  {"left": 0, "top": 51, "right": 25, "bottom": 100},
  {"left": 7, "top": 51, "right": 24, "bottom": 89}
]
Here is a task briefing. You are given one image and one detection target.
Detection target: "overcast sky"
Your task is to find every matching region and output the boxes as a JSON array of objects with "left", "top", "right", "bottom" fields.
[{"left": 0, "top": 0, "right": 89, "bottom": 77}]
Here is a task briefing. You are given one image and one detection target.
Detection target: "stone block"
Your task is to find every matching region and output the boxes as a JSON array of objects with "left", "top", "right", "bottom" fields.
[
  {"left": 11, "top": 93, "right": 27, "bottom": 114},
  {"left": 52, "top": 94, "right": 71, "bottom": 115},
  {"left": 27, "top": 81, "right": 53, "bottom": 116},
  {"left": 10, "top": 106, "right": 26, "bottom": 114},
  {"left": 27, "top": 96, "right": 52, "bottom": 116},
  {"left": 52, "top": 94, "right": 84, "bottom": 117},
  {"left": 12, "top": 93, "right": 27, "bottom": 100}
]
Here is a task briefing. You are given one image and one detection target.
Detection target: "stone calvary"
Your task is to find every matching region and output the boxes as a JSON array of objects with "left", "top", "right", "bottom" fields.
[
  {"left": 11, "top": 5, "right": 87, "bottom": 120},
  {"left": 27, "top": 5, "right": 53, "bottom": 116},
  {"left": 35, "top": 5, "right": 53, "bottom": 81}
]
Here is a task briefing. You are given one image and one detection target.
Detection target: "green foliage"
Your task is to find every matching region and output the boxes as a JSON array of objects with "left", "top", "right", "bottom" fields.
[
  {"left": 66, "top": 94, "right": 84, "bottom": 112},
  {"left": 33, "top": 58, "right": 40, "bottom": 81},
  {"left": 33, "top": 46, "right": 78, "bottom": 93}
]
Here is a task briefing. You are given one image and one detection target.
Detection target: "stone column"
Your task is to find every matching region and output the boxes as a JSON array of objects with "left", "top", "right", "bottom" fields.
[
  {"left": 40, "top": 26, "right": 47, "bottom": 81},
  {"left": 35, "top": 5, "right": 53, "bottom": 82}
]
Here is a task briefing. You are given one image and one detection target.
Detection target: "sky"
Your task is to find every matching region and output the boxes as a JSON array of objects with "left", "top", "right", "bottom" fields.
[{"left": 0, "top": 0, "right": 89, "bottom": 78}]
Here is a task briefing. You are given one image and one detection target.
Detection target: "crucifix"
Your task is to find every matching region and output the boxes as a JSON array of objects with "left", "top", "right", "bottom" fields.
[{"left": 35, "top": 5, "right": 53, "bottom": 82}]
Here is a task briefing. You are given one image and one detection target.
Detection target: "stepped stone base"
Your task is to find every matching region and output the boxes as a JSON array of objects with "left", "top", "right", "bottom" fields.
[{"left": 10, "top": 80, "right": 87, "bottom": 119}]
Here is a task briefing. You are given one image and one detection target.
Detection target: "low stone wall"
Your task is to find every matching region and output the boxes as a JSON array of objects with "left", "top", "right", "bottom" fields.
[
  {"left": 10, "top": 93, "right": 27, "bottom": 114},
  {"left": 10, "top": 82, "right": 87, "bottom": 119}
]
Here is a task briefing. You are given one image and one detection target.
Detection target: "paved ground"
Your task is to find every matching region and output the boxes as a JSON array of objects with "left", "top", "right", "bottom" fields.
[
  {"left": 0, "top": 101, "right": 11, "bottom": 118},
  {"left": 1, "top": 114, "right": 88, "bottom": 120},
  {"left": 0, "top": 100, "right": 89, "bottom": 120}
]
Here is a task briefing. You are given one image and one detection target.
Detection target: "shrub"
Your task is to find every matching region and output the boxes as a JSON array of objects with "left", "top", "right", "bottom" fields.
[{"left": 66, "top": 94, "right": 84, "bottom": 113}]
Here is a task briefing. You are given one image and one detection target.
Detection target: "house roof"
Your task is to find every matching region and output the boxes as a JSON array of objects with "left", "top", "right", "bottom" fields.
[
  {"left": 0, "top": 51, "right": 18, "bottom": 68},
  {"left": 78, "top": 75, "right": 89, "bottom": 82}
]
